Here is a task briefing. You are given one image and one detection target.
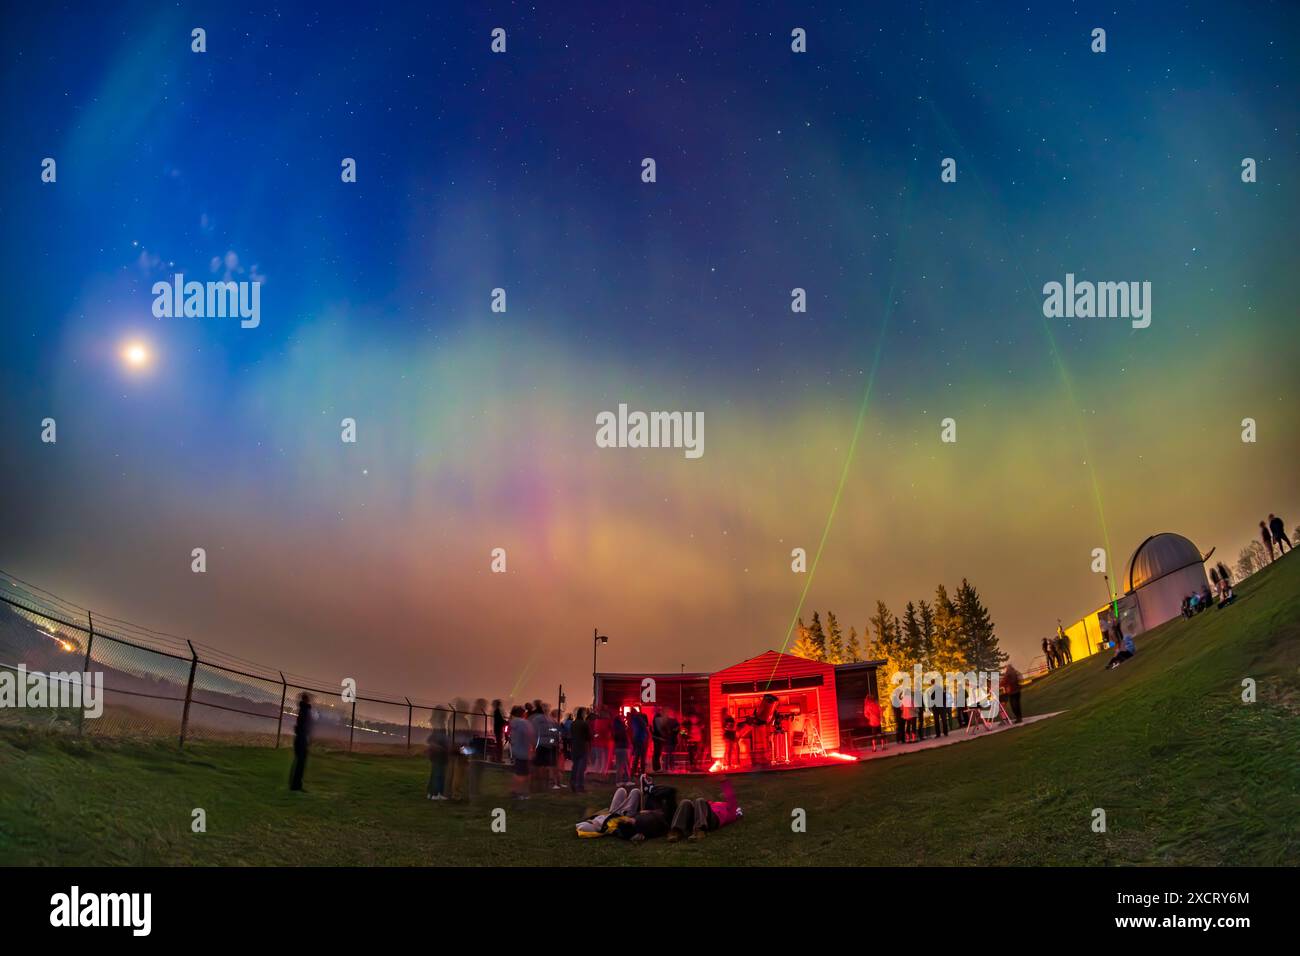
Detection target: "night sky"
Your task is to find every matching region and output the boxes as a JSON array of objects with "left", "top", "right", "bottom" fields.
[{"left": 2, "top": 2, "right": 1297, "bottom": 702}]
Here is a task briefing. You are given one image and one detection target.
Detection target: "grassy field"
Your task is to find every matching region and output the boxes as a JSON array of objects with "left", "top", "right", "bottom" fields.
[{"left": 2, "top": 556, "right": 1298, "bottom": 866}]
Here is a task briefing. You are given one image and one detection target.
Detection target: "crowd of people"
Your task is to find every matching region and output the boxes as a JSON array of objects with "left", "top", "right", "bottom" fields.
[
  {"left": 875, "top": 664, "right": 1025, "bottom": 747},
  {"left": 1185, "top": 560, "right": 1237, "bottom": 616},
  {"left": 424, "top": 697, "right": 490, "bottom": 801},
  {"left": 486, "top": 699, "right": 708, "bottom": 801},
  {"left": 1040, "top": 625, "right": 1074, "bottom": 672}
]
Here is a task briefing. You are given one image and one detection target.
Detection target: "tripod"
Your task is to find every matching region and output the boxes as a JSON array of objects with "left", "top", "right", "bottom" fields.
[
  {"left": 965, "top": 700, "right": 1014, "bottom": 734},
  {"left": 802, "top": 720, "right": 827, "bottom": 758}
]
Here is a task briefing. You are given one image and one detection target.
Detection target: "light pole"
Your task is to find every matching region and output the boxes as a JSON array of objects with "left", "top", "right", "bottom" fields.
[{"left": 592, "top": 629, "right": 609, "bottom": 708}]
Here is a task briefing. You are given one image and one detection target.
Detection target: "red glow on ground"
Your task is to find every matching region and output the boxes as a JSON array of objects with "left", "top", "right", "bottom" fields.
[
  {"left": 827, "top": 751, "right": 858, "bottom": 762},
  {"left": 708, "top": 759, "right": 724, "bottom": 773}
]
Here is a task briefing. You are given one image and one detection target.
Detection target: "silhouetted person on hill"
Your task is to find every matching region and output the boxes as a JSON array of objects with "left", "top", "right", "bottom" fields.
[
  {"left": 1269, "top": 514, "right": 1291, "bottom": 555},
  {"left": 1042, "top": 637, "right": 1054, "bottom": 671},
  {"left": 1057, "top": 624, "right": 1073, "bottom": 664},
  {"left": 1261, "top": 521, "right": 1275, "bottom": 562},
  {"left": 289, "top": 692, "right": 312, "bottom": 792},
  {"left": 1216, "top": 562, "right": 1235, "bottom": 604}
]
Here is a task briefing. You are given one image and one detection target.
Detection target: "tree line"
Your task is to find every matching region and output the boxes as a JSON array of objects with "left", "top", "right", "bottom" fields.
[{"left": 789, "top": 579, "right": 1009, "bottom": 679}]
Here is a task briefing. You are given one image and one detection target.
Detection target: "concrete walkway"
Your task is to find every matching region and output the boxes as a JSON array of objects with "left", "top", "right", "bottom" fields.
[
  {"left": 646, "top": 711, "right": 1066, "bottom": 777},
  {"left": 843, "top": 710, "right": 1064, "bottom": 764}
]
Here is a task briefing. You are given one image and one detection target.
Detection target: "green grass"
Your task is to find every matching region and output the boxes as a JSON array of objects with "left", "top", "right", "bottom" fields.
[{"left": 2, "top": 557, "right": 1298, "bottom": 866}]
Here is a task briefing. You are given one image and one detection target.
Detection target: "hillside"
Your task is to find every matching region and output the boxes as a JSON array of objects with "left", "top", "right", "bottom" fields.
[{"left": 1, "top": 556, "right": 1297, "bottom": 866}]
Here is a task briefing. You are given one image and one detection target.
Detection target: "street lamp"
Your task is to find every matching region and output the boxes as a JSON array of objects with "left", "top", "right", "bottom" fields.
[{"left": 592, "top": 629, "right": 609, "bottom": 708}]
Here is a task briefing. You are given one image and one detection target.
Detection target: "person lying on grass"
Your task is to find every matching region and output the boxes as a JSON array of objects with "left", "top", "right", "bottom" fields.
[
  {"left": 666, "top": 778, "right": 742, "bottom": 843},
  {"left": 575, "top": 774, "right": 675, "bottom": 838}
]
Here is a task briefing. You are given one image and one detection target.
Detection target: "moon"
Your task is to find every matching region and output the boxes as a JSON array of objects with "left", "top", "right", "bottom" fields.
[{"left": 121, "top": 341, "right": 151, "bottom": 369}]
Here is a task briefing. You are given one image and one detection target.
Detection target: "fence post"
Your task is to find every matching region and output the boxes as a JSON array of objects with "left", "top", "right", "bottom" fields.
[
  {"left": 348, "top": 699, "right": 357, "bottom": 753},
  {"left": 78, "top": 611, "right": 95, "bottom": 735},
  {"left": 404, "top": 697, "right": 413, "bottom": 753},
  {"left": 179, "top": 640, "right": 199, "bottom": 748},
  {"left": 275, "top": 672, "right": 288, "bottom": 749}
]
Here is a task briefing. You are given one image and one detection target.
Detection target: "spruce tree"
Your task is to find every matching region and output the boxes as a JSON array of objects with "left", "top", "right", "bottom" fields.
[
  {"left": 826, "top": 611, "right": 845, "bottom": 665},
  {"left": 955, "top": 578, "right": 1006, "bottom": 673},
  {"left": 808, "top": 611, "right": 828, "bottom": 659},
  {"left": 932, "top": 584, "right": 969, "bottom": 674},
  {"left": 868, "top": 601, "right": 897, "bottom": 660},
  {"left": 919, "top": 600, "right": 936, "bottom": 666},
  {"left": 901, "top": 601, "right": 924, "bottom": 667},
  {"left": 845, "top": 625, "right": 862, "bottom": 663},
  {"left": 790, "top": 615, "right": 822, "bottom": 662},
  {"left": 869, "top": 600, "right": 911, "bottom": 721}
]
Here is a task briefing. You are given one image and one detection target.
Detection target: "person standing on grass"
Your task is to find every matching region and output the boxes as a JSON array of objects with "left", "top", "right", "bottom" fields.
[
  {"left": 528, "top": 701, "right": 547, "bottom": 792},
  {"left": 891, "top": 694, "right": 905, "bottom": 745},
  {"left": 1269, "top": 514, "right": 1291, "bottom": 555},
  {"left": 532, "top": 706, "right": 561, "bottom": 791},
  {"left": 1042, "top": 637, "right": 1054, "bottom": 671},
  {"left": 1002, "top": 665, "right": 1023, "bottom": 723},
  {"left": 508, "top": 705, "right": 533, "bottom": 800},
  {"left": 629, "top": 706, "right": 650, "bottom": 776},
  {"left": 862, "top": 694, "right": 883, "bottom": 751},
  {"left": 686, "top": 712, "right": 703, "bottom": 770},
  {"left": 900, "top": 691, "right": 917, "bottom": 743},
  {"left": 1216, "top": 562, "right": 1235, "bottom": 603},
  {"left": 289, "top": 692, "right": 313, "bottom": 792},
  {"left": 651, "top": 708, "right": 668, "bottom": 772},
  {"left": 492, "top": 699, "right": 507, "bottom": 763},
  {"left": 569, "top": 707, "right": 592, "bottom": 793},
  {"left": 930, "top": 688, "right": 949, "bottom": 738},
  {"left": 425, "top": 710, "right": 450, "bottom": 800},
  {"left": 592, "top": 706, "right": 612, "bottom": 780},
  {"left": 461, "top": 697, "right": 488, "bottom": 802},
  {"left": 611, "top": 710, "right": 631, "bottom": 782},
  {"left": 1261, "top": 521, "right": 1275, "bottom": 562}
]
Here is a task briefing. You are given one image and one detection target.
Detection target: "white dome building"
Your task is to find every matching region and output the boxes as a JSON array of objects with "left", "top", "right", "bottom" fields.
[{"left": 1124, "top": 532, "right": 1209, "bottom": 634}]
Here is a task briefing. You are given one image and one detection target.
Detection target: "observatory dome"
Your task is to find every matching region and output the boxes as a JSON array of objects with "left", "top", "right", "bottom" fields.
[{"left": 1126, "top": 533, "right": 1204, "bottom": 593}]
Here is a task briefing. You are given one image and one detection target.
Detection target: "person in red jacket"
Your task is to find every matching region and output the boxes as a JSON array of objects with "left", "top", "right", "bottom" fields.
[
  {"left": 862, "top": 696, "right": 884, "bottom": 751},
  {"left": 667, "top": 779, "right": 742, "bottom": 842}
]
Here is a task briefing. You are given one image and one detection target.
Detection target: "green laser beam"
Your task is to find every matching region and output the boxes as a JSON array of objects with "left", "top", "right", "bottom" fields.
[
  {"left": 767, "top": 186, "right": 912, "bottom": 686},
  {"left": 921, "top": 97, "right": 1120, "bottom": 615}
]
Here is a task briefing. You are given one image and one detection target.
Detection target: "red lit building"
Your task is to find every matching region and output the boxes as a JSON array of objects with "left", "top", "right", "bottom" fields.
[{"left": 594, "top": 650, "right": 884, "bottom": 772}]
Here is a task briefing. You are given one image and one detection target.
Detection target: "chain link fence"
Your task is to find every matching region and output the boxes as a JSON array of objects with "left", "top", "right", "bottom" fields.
[{"left": 0, "top": 571, "right": 491, "bottom": 754}]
